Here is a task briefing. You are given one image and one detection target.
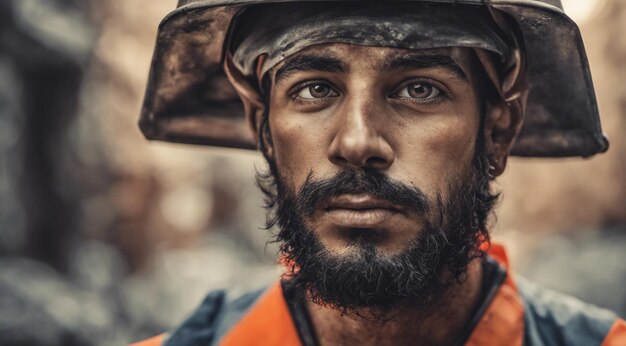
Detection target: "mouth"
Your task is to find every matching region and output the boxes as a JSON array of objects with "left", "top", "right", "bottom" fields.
[{"left": 322, "top": 194, "right": 402, "bottom": 228}]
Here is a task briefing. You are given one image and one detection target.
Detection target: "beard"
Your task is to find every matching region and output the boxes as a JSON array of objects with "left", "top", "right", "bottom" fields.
[{"left": 257, "top": 136, "right": 497, "bottom": 317}]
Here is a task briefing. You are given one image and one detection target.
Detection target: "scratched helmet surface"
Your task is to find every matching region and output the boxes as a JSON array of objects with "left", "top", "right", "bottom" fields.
[{"left": 140, "top": 0, "right": 608, "bottom": 158}]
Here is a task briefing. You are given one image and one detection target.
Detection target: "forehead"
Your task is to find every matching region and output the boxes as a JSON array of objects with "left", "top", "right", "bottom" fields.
[{"left": 270, "top": 43, "right": 479, "bottom": 81}]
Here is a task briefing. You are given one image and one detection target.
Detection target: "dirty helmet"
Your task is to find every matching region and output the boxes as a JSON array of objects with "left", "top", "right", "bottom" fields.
[{"left": 139, "top": 0, "right": 609, "bottom": 158}]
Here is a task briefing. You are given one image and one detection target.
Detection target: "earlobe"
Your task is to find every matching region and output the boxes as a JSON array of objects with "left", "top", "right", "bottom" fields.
[
  {"left": 484, "top": 99, "right": 524, "bottom": 177},
  {"left": 255, "top": 107, "right": 275, "bottom": 160}
]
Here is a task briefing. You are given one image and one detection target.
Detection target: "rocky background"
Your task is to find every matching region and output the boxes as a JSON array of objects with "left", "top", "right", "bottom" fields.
[{"left": 0, "top": 0, "right": 624, "bottom": 345}]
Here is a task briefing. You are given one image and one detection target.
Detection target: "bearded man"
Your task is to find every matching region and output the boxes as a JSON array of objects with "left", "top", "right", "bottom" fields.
[{"left": 133, "top": 1, "right": 626, "bottom": 345}]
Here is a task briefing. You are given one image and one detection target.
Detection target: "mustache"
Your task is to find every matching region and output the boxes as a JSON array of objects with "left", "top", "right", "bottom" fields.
[{"left": 296, "top": 168, "right": 430, "bottom": 217}]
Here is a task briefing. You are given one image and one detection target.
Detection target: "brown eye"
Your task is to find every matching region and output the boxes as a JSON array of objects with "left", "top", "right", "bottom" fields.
[
  {"left": 296, "top": 83, "right": 337, "bottom": 99},
  {"left": 397, "top": 82, "right": 441, "bottom": 100}
]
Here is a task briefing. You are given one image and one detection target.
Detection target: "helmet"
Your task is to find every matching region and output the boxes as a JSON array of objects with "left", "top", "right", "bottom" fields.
[{"left": 139, "top": 0, "right": 609, "bottom": 158}]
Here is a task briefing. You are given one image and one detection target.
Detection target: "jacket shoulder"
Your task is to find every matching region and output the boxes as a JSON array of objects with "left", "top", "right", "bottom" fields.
[
  {"left": 163, "top": 287, "right": 267, "bottom": 346},
  {"left": 517, "top": 276, "right": 621, "bottom": 346},
  {"left": 603, "top": 319, "right": 626, "bottom": 346},
  {"left": 130, "top": 334, "right": 167, "bottom": 346}
]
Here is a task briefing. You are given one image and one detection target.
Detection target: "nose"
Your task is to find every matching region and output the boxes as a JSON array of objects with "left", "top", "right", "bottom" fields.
[{"left": 327, "top": 100, "right": 395, "bottom": 170}]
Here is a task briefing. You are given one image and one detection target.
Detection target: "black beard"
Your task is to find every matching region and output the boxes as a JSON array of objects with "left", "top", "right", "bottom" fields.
[{"left": 257, "top": 140, "right": 496, "bottom": 317}]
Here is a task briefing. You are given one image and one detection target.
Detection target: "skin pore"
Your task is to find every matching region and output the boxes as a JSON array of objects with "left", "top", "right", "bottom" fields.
[{"left": 225, "top": 43, "right": 522, "bottom": 345}]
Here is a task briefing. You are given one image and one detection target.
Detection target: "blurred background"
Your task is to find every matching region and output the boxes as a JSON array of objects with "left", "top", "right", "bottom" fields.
[{"left": 0, "top": 0, "right": 624, "bottom": 345}]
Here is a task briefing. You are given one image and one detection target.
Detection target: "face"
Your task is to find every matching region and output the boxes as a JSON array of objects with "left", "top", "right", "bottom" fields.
[
  {"left": 248, "top": 44, "right": 498, "bottom": 314},
  {"left": 266, "top": 44, "right": 484, "bottom": 255}
]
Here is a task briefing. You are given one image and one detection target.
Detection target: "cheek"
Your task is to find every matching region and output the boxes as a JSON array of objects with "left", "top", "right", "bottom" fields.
[
  {"left": 429, "top": 117, "right": 478, "bottom": 164},
  {"left": 269, "top": 110, "right": 328, "bottom": 189},
  {"left": 393, "top": 111, "right": 479, "bottom": 198}
]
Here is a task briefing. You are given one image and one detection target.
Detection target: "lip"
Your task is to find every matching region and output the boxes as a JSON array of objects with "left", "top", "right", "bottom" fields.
[{"left": 323, "top": 194, "right": 402, "bottom": 228}]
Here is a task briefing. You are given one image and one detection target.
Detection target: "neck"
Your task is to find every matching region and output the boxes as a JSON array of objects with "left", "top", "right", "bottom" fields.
[{"left": 306, "top": 258, "right": 484, "bottom": 346}]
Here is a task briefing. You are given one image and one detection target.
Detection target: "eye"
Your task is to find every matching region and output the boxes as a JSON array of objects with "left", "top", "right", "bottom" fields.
[
  {"left": 295, "top": 83, "right": 338, "bottom": 99},
  {"left": 395, "top": 82, "right": 441, "bottom": 100}
]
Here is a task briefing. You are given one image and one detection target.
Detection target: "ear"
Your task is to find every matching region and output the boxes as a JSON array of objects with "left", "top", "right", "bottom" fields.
[
  {"left": 475, "top": 45, "right": 528, "bottom": 178},
  {"left": 483, "top": 98, "right": 524, "bottom": 177},
  {"left": 223, "top": 54, "right": 273, "bottom": 157}
]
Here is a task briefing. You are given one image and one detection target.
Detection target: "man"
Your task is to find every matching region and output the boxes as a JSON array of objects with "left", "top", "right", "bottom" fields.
[{"left": 134, "top": 1, "right": 625, "bottom": 345}]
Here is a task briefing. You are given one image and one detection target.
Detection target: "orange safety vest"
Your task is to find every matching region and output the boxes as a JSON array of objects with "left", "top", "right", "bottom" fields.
[{"left": 131, "top": 244, "right": 626, "bottom": 346}]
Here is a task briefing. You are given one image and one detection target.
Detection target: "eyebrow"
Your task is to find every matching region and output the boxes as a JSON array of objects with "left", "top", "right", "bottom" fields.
[
  {"left": 274, "top": 54, "right": 348, "bottom": 84},
  {"left": 379, "top": 54, "right": 468, "bottom": 81}
]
